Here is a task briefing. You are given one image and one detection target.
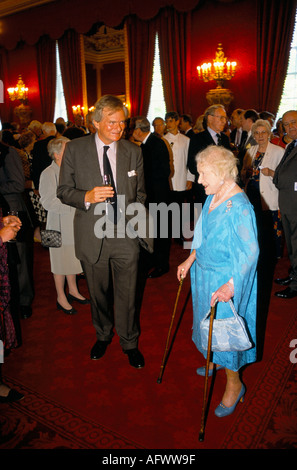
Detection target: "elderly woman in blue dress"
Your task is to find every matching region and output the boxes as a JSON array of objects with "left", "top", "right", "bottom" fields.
[
  {"left": 39, "top": 137, "right": 89, "bottom": 315},
  {"left": 177, "top": 146, "right": 259, "bottom": 418}
]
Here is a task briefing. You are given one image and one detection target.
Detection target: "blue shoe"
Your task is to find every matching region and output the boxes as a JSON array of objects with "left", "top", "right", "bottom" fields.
[
  {"left": 214, "top": 384, "right": 246, "bottom": 417},
  {"left": 196, "top": 365, "right": 224, "bottom": 376}
]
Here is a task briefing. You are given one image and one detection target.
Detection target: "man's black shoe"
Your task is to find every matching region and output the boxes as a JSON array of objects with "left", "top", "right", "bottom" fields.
[
  {"left": 274, "top": 276, "right": 292, "bottom": 286},
  {"left": 0, "top": 388, "right": 24, "bottom": 403},
  {"left": 90, "top": 340, "right": 110, "bottom": 360},
  {"left": 148, "top": 267, "right": 169, "bottom": 279},
  {"left": 275, "top": 287, "right": 297, "bottom": 299},
  {"left": 124, "top": 348, "right": 145, "bottom": 368}
]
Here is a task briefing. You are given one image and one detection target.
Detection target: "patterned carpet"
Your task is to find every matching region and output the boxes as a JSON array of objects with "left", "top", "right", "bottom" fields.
[
  {"left": 0, "top": 242, "right": 296, "bottom": 451},
  {"left": 0, "top": 376, "right": 144, "bottom": 449},
  {"left": 221, "top": 313, "right": 297, "bottom": 449}
]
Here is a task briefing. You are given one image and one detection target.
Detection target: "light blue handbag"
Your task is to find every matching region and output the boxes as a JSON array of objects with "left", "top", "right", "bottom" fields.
[{"left": 200, "top": 299, "right": 252, "bottom": 352}]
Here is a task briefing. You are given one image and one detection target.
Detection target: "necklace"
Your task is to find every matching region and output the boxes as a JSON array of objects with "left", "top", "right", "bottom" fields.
[{"left": 209, "top": 182, "right": 236, "bottom": 210}]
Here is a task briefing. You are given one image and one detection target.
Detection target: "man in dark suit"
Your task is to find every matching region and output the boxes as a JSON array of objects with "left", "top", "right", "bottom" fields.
[
  {"left": 229, "top": 108, "right": 247, "bottom": 148},
  {"left": 236, "top": 109, "right": 259, "bottom": 177},
  {"left": 133, "top": 116, "right": 171, "bottom": 278},
  {"left": 273, "top": 110, "right": 297, "bottom": 299},
  {"left": 31, "top": 122, "right": 56, "bottom": 189},
  {"left": 57, "top": 95, "right": 152, "bottom": 368},
  {"left": 187, "top": 104, "right": 231, "bottom": 203},
  {"left": 179, "top": 114, "right": 195, "bottom": 139}
]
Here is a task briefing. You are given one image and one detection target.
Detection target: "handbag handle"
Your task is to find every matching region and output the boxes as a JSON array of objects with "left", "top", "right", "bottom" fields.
[
  {"left": 227, "top": 299, "right": 240, "bottom": 318},
  {"left": 204, "top": 299, "right": 239, "bottom": 321}
]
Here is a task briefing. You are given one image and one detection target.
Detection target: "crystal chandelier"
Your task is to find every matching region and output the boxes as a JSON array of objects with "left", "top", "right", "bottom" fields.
[
  {"left": 7, "top": 75, "right": 28, "bottom": 102},
  {"left": 197, "top": 44, "right": 237, "bottom": 89}
]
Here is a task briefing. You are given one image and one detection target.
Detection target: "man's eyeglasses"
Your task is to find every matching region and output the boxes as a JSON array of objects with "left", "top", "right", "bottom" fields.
[{"left": 212, "top": 115, "right": 227, "bottom": 121}]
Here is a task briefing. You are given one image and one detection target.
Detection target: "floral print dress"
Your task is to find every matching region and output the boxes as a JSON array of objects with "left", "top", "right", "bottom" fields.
[{"left": 0, "top": 212, "right": 18, "bottom": 350}]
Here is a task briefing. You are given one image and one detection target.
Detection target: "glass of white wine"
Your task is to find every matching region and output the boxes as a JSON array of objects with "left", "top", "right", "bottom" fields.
[
  {"left": 7, "top": 210, "right": 19, "bottom": 242},
  {"left": 103, "top": 174, "right": 112, "bottom": 203}
]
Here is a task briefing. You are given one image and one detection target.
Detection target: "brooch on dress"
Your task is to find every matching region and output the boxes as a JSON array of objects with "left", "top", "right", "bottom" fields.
[{"left": 226, "top": 200, "right": 233, "bottom": 212}]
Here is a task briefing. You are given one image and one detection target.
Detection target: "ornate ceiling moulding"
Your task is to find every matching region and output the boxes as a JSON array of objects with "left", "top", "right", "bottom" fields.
[
  {"left": 0, "top": 0, "right": 55, "bottom": 18},
  {"left": 84, "top": 25, "right": 125, "bottom": 64}
]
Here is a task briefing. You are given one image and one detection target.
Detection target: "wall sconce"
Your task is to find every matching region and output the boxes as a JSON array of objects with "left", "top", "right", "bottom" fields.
[
  {"left": 72, "top": 105, "right": 88, "bottom": 126},
  {"left": 197, "top": 44, "right": 237, "bottom": 108},
  {"left": 72, "top": 105, "right": 83, "bottom": 115},
  {"left": 7, "top": 75, "right": 28, "bottom": 102}
]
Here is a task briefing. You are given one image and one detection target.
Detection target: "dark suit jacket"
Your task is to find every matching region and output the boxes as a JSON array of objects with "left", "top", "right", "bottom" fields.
[
  {"left": 57, "top": 134, "right": 153, "bottom": 264},
  {"left": 187, "top": 129, "right": 231, "bottom": 179},
  {"left": 273, "top": 144, "right": 297, "bottom": 214},
  {"left": 141, "top": 133, "right": 170, "bottom": 204},
  {"left": 237, "top": 133, "right": 258, "bottom": 174},
  {"left": 31, "top": 135, "right": 55, "bottom": 189},
  {"left": 230, "top": 128, "right": 247, "bottom": 147},
  {"left": 185, "top": 128, "right": 195, "bottom": 139}
]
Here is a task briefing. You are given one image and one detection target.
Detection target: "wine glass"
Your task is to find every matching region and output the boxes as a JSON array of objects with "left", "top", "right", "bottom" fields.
[
  {"left": 103, "top": 174, "right": 112, "bottom": 203},
  {"left": 7, "top": 210, "right": 19, "bottom": 242}
]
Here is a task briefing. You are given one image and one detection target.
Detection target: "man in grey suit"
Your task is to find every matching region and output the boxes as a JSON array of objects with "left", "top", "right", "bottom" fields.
[
  {"left": 273, "top": 110, "right": 297, "bottom": 299},
  {"left": 57, "top": 95, "right": 152, "bottom": 368}
]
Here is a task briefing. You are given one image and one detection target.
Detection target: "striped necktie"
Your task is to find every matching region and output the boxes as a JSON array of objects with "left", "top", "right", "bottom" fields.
[{"left": 216, "top": 133, "right": 222, "bottom": 146}]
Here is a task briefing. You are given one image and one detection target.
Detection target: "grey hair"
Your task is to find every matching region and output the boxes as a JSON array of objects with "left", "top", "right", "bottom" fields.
[
  {"left": 28, "top": 120, "right": 42, "bottom": 132},
  {"left": 41, "top": 121, "right": 57, "bottom": 136},
  {"left": 134, "top": 116, "right": 151, "bottom": 133},
  {"left": 197, "top": 145, "right": 238, "bottom": 181},
  {"left": 251, "top": 119, "right": 271, "bottom": 137},
  {"left": 47, "top": 137, "right": 70, "bottom": 159},
  {"left": 92, "top": 95, "right": 128, "bottom": 122},
  {"left": 203, "top": 104, "right": 226, "bottom": 129},
  {"left": 205, "top": 104, "right": 226, "bottom": 119}
]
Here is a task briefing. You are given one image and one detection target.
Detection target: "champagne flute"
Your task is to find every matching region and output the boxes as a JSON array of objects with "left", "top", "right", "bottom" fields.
[{"left": 7, "top": 210, "right": 19, "bottom": 242}]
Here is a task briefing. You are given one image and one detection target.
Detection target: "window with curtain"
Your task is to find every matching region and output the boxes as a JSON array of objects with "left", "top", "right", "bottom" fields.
[
  {"left": 53, "top": 41, "right": 68, "bottom": 122},
  {"left": 276, "top": 11, "right": 297, "bottom": 119},
  {"left": 146, "top": 34, "right": 166, "bottom": 129}
]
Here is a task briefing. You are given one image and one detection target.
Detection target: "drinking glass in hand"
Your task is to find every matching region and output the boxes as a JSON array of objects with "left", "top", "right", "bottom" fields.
[
  {"left": 7, "top": 210, "right": 19, "bottom": 242},
  {"left": 103, "top": 174, "right": 113, "bottom": 203}
]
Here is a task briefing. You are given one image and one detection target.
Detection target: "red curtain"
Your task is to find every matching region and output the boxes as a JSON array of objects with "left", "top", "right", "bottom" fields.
[
  {"left": 58, "top": 29, "right": 83, "bottom": 122},
  {"left": 0, "top": 49, "right": 11, "bottom": 123},
  {"left": 157, "top": 7, "right": 192, "bottom": 114},
  {"left": 36, "top": 35, "right": 56, "bottom": 122},
  {"left": 126, "top": 16, "right": 157, "bottom": 117},
  {"left": 257, "top": 0, "right": 297, "bottom": 114}
]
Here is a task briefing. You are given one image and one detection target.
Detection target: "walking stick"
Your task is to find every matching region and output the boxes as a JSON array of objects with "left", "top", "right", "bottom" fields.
[
  {"left": 198, "top": 301, "right": 217, "bottom": 442},
  {"left": 157, "top": 273, "right": 184, "bottom": 384}
]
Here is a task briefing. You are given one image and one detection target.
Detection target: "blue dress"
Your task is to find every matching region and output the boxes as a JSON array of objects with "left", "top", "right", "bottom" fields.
[{"left": 190, "top": 192, "right": 259, "bottom": 371}]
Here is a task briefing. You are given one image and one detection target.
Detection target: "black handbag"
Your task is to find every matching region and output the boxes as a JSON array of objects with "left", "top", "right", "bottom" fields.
[{"left": 40, "top": 229, "right": 62, "bottom": 248}]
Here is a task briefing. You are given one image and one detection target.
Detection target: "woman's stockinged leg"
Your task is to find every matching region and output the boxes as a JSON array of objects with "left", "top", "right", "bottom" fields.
[
  {"left": 53, "top": 273, "right": 72, "bottom": 309},
  {"left": 66, "top": 274, "right": 86, "bottom": 300},
  {"left": 221, "top": 368, "right": 243, "bottom": 407}
]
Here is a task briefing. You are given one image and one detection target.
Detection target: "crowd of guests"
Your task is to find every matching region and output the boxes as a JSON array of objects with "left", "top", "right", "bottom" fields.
[{"left": 0, "top": 99, "right": 296, "bottom": 407}]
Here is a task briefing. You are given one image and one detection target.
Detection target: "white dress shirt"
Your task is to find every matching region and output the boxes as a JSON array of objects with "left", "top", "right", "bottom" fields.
[{"left": 164, "top": 132, "right": 194, "bottom": 191}]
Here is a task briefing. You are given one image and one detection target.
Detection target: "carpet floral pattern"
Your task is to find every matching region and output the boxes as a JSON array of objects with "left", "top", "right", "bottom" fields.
[{"left": 0, "top": 243, "right": 296, "bottom": 449}]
